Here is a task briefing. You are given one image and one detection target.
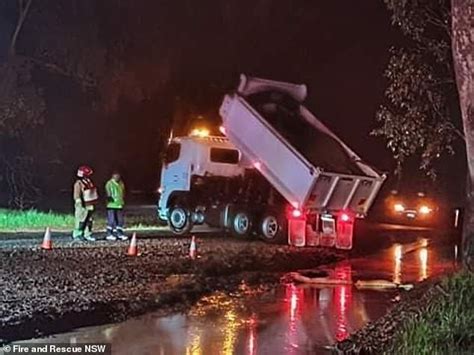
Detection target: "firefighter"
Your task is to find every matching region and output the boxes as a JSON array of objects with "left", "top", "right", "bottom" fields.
[
  {"left": 105, "top": 170, "right": 127, "bottom": 241},
  {"left": 72, "top": 165, "right": 99, "bottom": 241}
]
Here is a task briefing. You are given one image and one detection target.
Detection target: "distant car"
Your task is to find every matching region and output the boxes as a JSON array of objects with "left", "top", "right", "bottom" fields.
[{"left": 384, "top": 190, "right": 438, "bottom": 224}]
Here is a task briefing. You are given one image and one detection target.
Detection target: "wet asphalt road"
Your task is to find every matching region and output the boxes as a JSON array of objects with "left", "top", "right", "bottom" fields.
[
  {"left": 4, "top": 222, "right": 461, "bottom": 355},
  {"left": 0, "top": 218, "right": 442, "bottom": 252}
]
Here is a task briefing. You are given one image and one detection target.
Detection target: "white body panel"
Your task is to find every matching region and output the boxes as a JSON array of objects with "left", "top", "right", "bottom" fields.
[
  {"left": 219, "top": 74, "right": 385, "bottom": 215},
  {"left": 220, "top": 95, "right": 316, "bottom": 208}
]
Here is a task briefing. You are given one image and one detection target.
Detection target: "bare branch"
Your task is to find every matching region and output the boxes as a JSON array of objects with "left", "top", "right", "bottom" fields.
[
  {"left": 25, "top": 56, "right": 97, "bottom": 88},
  {"left": 9, "top": 0, "right": 33, "bottom": 56},
  {"left": 425, "top": 6, "right": 451, "bottom": 36}
]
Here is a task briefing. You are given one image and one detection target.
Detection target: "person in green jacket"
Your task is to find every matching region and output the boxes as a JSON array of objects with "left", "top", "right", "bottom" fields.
[{"left": 105, "top": 171, "right": 127, "bottom": 241}]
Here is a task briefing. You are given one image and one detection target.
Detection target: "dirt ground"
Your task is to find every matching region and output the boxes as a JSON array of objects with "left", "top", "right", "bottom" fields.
[{"left": 0, "top": 235, "right": 344, "bottom": 344}]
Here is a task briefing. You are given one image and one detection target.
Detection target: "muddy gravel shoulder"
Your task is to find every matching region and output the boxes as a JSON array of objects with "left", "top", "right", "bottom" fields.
[{"left": 0, "top": 236, "right": 344, "bottom": 343}]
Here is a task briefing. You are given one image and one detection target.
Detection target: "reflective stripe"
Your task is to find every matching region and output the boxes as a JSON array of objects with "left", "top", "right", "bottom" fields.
[
  {"left": 83, "top": 188, "right": 98, "bottom": 203},
  {"left": 77, "top": 178, "right": 99, "bottom": 205},
  {"left": 106, "top": 179, "right": 125, "bottom": 209}
]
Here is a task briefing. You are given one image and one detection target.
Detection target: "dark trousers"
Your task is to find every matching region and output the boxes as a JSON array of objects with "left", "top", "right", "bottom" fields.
[{"left": 106, "top": 208, "right": 125, "bottom": 236}]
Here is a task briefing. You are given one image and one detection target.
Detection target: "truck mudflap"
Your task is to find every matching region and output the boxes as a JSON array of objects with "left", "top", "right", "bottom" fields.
[
  {"left": 335, "top": 215, "right": 354, "bottom": 250},
  {"left": 288, "top": 219, "right": 306, "bottom": 247},
  {"left": 288, "top": 213, "right": 354, "bottom": 250}
]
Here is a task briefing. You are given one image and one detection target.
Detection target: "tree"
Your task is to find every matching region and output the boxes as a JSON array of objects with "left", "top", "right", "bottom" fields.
[
  {"left": 377, "top": 0, "right": 473, "bottom": 269},
  {"left": 373, "top": 47, "right": 461, "bottom": 177},
  {"left": 0, "top": 0, "right": 45, "bottom": 134},
  {"left": 373, "top": 0, "right": 462, "bottom": 178},
  {"left": 452, "top": 0, "right": 474, "bottom": 269},
  {"left": 0, "top": 0, "right": 104, "bottom": 207},
  {"left": 0, "top": 0, "right": 46, "bottom": 207}
]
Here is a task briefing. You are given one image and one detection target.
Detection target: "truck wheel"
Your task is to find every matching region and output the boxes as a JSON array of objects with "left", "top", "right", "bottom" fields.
[
  {"left": 169, "top": 206, "right": 193, "bottom": 235},
  {"left": 259, "top": 212, "right": 286, "bottom": 244},
  {"left": 230, "top": 210, "right": 252, "bottom": 238}
]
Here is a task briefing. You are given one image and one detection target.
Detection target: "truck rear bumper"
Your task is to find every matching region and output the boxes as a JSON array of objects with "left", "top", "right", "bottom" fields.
[{"left": 287, "top": 212, "right": 355, "bottom": 250}]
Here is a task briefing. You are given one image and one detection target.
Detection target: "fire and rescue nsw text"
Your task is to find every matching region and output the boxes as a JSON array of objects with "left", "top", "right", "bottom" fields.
[{"left": 2, "top": 344, "right": 110, "bottom": 355}]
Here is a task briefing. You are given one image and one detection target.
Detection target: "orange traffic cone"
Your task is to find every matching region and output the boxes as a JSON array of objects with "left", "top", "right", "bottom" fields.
[
  {"left": 41, "top": 227, "right": 52, "bottom": 250},
  {"left": 189, "top": 235, "right": 197, "bottom": 259},
  {"left": 127, "top": 232, "right": 138, "bottom": 256}
]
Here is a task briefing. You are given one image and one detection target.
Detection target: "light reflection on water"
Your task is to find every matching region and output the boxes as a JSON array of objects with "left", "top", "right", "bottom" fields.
[
  {"left": 419, "top": 247, "right": 428, "bottom": 281},
  {"left": 18, "top": 238, "right": 457, "bottom": 355}
]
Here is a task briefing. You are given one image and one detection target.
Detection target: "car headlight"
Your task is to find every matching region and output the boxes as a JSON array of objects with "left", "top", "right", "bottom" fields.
[
  {"left": 394, "top": 203, "right": 405, "bottom": 212},
  {"left": 419, "top": 205, "right": 432, "bottom": 214}
]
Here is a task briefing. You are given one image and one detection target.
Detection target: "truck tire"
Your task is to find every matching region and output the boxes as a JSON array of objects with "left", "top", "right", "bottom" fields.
[
  {"left": 259, "top": 211, "right": 287, "bottom": 244},
  {"left": 168, "top": 205, "right": 193, "bottom": 235},
  {"left": 230, "top": 210, "right": 252, "bottom": 238}
]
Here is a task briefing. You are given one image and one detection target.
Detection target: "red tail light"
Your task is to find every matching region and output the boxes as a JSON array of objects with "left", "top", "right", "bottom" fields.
[
  {"left": 339, "top": 212, "right": 352, "bottom": 222},
  {"left": 340, "top": 213, "right": 350, "bottom": 222},
  {"left": 292, "top": 209, "right": 302, "bottom": 218},
  {"left": 286, "top": 205, "right": 304, "bottom": 219}
]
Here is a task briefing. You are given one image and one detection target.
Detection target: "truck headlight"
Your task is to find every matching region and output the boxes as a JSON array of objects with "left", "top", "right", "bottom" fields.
[
  {"left": 394, "top": 203, "right": 405, "bottom": 212},
  {"left": 419, "top": 205, "right": 432, "bottom": 214}
]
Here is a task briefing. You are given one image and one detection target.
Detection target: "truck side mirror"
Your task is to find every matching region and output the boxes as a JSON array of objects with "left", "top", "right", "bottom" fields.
[{"left": 160, "top": 151, "right": 166, "bottom": 162}]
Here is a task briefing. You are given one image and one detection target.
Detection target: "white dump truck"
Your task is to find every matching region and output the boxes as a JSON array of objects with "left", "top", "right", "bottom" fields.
[{"left": 158, "top": 75, "right": 385, "bottom": 248}]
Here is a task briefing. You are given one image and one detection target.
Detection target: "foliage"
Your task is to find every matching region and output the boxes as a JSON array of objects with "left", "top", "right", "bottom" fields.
[
  {"left": 373, "top": 48, "right": 459, "bottom": 176},
  {"left": 374, "top": 0, "right": 462, "bottom": 178},
  {"left": 384, "top": 0, "right": 451, "bottom": 61},
  {"left": 0, "top": 59, "right": 45, "bottom": 135},
  {"left": 0, "top": 208, "right": 159, "bottom": 232},
  {"left": 0, "top": 0, "right": 105, "bottom": 208},
  {"left": 0, "top": 155, "right": 41, "bottom": 209},
  {"left": 391, "top": 272, "right": 474, "bottom": 354},
  {"left": 0, "top": 208, "right": 74, "bottom": 231}
]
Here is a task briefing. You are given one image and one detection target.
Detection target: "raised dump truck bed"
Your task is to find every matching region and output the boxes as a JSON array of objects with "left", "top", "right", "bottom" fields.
[
  {"left": 158, "top": 75, "right": 385, "bottom": 247},
  {"left": 219, "top": 75, "right": 385, "bottom": 216}
]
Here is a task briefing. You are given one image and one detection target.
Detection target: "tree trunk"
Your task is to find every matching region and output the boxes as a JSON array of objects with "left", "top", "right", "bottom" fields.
[
  {"left": 1, "top": 0, "right": 32, "bottom": 99},
  {"left": 452, "top": 0, "right": 474, "bottom": 270}
]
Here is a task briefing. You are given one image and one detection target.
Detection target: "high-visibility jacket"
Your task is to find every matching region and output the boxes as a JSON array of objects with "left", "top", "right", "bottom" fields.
[
  {"left": 73, "top": 178, "right": 98, "bottom": 207},
  {"left": 105, "top": 179, "right": 125, "bottom": 209}
]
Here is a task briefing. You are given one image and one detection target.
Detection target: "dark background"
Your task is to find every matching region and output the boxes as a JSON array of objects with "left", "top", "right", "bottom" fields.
[{"left": 0, "top": 1, "right": 465, "bottom": 207}]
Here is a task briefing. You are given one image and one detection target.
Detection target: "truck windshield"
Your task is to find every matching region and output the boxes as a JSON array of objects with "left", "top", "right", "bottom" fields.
[
  {"left": 165, "top": 143, "right": 181, "bottom": 164},
  {"left": 210, "top": 148, "right": 239, "bottom": 164}
]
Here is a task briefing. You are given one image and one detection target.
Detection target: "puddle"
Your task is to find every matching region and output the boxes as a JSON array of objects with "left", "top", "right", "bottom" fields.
[{"left": 16, "top": 238, "right": 458, "bottom": 355}]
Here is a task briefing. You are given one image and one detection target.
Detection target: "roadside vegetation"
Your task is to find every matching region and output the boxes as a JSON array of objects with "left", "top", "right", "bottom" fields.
[
  {"left": 391, "top": 272, "right": 474, "bottom": 354},
  {"left": 0, "top": 208, "right": 74, "bottom": 232},
  {"left": 0, "top": 208, "right": 159, "bottom": 233}
]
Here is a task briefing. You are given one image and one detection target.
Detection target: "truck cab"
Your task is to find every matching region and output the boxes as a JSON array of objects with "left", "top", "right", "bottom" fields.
[{"left": 158, "top": 135, "right": 247, "bottom": 226}]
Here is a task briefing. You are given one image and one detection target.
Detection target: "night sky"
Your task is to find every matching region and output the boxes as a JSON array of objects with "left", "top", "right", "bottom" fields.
[
  {"left": 4, "top": 1, "right": 463, "bottom": 202},
  {"left": 134, "top": 1, "right": 401, "bottom": 182},
  {"left": 155, "top": 0, "right": 401, "bottom": 169}
]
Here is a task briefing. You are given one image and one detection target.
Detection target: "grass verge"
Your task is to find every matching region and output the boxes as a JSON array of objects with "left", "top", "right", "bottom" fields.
[
  {"left": 0, "top": 208, "right": 75, "bottom": 231},
  {"left": 391, "top": 271, "right": 474, "bottom": 354},
  {"left": 0, "top": 208, "right": 160, "bottom": 233}
]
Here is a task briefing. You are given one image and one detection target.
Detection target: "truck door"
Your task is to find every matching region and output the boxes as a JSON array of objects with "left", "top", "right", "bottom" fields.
[
  {"left": 158, "top": 142, "right": 191, "bottom": 218},
  {"left": 161, "top": 142, "right": 190, "bottom": 192}
]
